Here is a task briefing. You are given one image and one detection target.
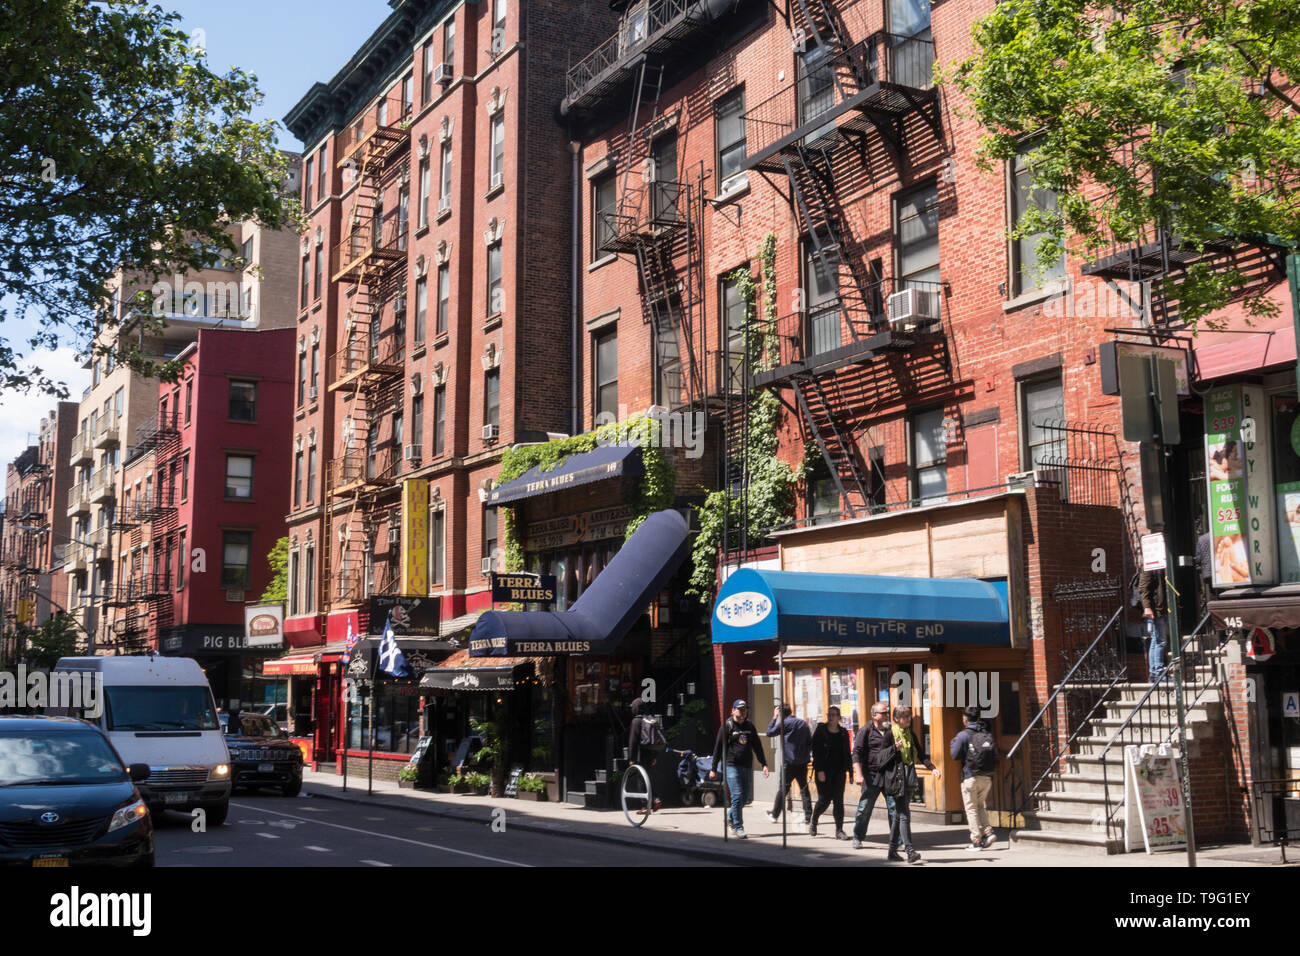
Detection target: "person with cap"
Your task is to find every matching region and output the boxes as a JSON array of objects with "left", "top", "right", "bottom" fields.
[
  {"left": 765, "top": 704, "right": 813, "bottom": 831},
  {"left": 709, "top": 699, "right": 770, "bottom": 839},
  {"left": 950, "top": 705, "right": 997, "bottom": 851}
]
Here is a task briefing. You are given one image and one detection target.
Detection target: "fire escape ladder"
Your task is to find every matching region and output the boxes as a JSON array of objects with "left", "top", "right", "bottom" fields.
[
  {"left": 791, "top": 0, "right": 848, "bottom": 96},
  {"left": 794, "top": 372, "right": 870, "bottom": 516},
  {"left": 781, "top": 153, "right": 858, "bottom": 345}
]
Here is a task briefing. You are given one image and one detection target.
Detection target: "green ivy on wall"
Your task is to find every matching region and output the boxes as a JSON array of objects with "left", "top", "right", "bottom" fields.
[
  {"left": 495, "top": 414, "right": 677, "bottom": 573},
  {"left": 688, "top": 233, "right": 802, "bottom": 600}
]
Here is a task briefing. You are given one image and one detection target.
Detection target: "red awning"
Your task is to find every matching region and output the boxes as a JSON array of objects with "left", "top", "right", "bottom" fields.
[
  {"left": 262, "top": 655, "right": 318, "bottom": 676},
  {"left": 1194, "top": 319, "right": 1296, "bottom": 382}
]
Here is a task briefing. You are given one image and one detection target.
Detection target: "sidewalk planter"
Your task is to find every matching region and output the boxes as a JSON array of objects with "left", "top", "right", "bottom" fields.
[
  {"left": 398, "top": 778, "right": 416, "bottom": 790},
  {"left": 516, "top": 789, "right": 546, "bottom": 802},
  {"left": 451, "top": 782, "right": 473, "bottom": 794}
]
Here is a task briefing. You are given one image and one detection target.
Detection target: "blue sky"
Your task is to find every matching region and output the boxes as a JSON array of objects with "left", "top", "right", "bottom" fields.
[{"left": 0, "top": 1, "right": 391, "bottom": 470}]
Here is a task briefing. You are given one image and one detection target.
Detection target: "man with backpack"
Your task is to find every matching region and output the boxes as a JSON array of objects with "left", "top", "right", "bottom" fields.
[
  {"left": 764, "top": 704, "right": 813, "bottom": 831},
  {"left": 628, "top": 698, "right": 668, "bottom": 816},
  {"left": 950, "top": 705, "right": 997, "bottom": 851},
  {"left": 708, "top": 700, "right": 770, "bottom": 838}
]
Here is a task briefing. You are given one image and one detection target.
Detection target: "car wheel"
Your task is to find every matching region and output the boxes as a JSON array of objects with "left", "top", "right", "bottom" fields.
[
  {"left": 701, "top": 790, "right": 718, "bottom": 808},
  {"left": 281, "top": 779, "right": 302, "bottom": 798},
  {"left": 203, "top": 799, "right": 230, "bottom": 827}
]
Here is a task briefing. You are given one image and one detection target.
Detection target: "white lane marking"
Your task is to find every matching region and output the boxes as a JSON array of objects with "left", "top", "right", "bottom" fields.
[
  {"left": 361, "top": 859, "right": 392, "bottom": 867},
  {"left": 255, "top": 832, "right": 279, "bottom": 839},
  {"left": 230, "top": 802, "right": 531, "bottom": 867},
  {"left": 304, "top": 845, "right": 331, "bottom": 852}
]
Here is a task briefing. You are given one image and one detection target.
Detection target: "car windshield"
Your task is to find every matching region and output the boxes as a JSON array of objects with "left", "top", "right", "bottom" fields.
[
  {"left": 104, "top": 686, "right": 219, "bottom": 731},
  {"left": 0, "top": 731, "right": 128, "bottom": 787},
  {"left": 227, "top": 714, "right": 279, "bottom": 738}
]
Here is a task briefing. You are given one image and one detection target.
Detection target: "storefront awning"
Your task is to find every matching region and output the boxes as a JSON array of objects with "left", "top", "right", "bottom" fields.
[
  {"left": 486, "top": 444, "right": 642, "bottom": 506},
  {"left": 468, "top": 508, "right": 690, "bottom": 656},
  {"left": 262, "top": 654, "right": 318, "bottom": 676},
  {"left": 419, "top": 651, "right": 535, "bottom": 691},
  {"left": 711, "top": 568, "right": 1011, "bottom": 647},
  {"left": 1209, "top": 594, "right": 1300, "bottom": 631}
]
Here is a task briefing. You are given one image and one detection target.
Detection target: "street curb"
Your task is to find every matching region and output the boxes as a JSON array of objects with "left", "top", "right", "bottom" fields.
[{"left": 302, "top": 783, "right": 798, "bottom": 867}]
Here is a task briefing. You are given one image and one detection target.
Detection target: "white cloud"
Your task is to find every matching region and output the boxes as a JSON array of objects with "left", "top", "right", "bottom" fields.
[{"left": 0, "top": 348, "right": 90, "bottom": 480}]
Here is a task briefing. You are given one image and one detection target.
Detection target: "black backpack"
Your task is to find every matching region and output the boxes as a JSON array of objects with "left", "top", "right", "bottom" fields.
[
  {"left": 639, "top": 715, "right": 666, "bottom": 748},
  {"left": 963, "top": 726, "right": 997, "bottom": 776}
]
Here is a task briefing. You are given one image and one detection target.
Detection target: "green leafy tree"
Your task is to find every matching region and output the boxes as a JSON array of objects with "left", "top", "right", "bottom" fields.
[
  {"left": 948, "top": 0, "right": 1300, "bottom": 326},
  {"left": 0, "top": 0, "right": 299, "bottom": 396},
  {"left": 17, "top": 615, "right": 80, "bottom": 669},
  {"left": 260, "top": 536, "right": 289, "bottom": 604}
]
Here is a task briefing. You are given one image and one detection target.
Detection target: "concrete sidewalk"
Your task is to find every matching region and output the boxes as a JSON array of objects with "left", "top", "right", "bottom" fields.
[{"left": 301, "top": 769, "right": 1281, "bottom": 867}]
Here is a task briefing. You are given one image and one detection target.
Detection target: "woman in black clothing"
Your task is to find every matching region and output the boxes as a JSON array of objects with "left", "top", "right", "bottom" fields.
[{"left": 809, "top": 705, "right": 852, "bottom": 839}]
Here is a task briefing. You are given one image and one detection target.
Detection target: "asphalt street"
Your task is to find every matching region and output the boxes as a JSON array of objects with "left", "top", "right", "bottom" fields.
[{"left": 151, "top": 793, "right": 731, "bottom": 867}]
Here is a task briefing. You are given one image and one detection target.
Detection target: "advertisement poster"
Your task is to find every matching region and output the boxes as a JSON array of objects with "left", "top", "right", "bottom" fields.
[
  {"left": 793, "top": 671, "right": 824, "bottom": 723},
  {"left": 1123, "top": 745, "right": 1187, "bottom": 853},
  {"left": 828, "top": 667, "right": 859, "bottom": 734},
  {"left": 1278, "top": 481, "right": 1300, "bottom": 583},
  {"left": 1205, "top": 386, "right": 1276, "bottom": 587}
]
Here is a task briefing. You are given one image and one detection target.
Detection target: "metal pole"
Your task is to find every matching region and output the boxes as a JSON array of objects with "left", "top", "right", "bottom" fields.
[
  {"left": 1288, "top": 253, "right": 1300, "bottom": 400},
  {"left": 721, "top": 656, "right": 728, "bottom": 842},
  {"left": 342, "top": 676, "right": 350, "bottom": 793},
  {"left": 779, "top": 644, "right": 787, "bottom": 850},
  {"left": 367, "top": 680, "right": 375, "bottom": 795}
]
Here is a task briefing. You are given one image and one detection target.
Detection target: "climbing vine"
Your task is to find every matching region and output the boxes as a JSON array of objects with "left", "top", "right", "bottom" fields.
[
  {"left": 496, "top": 414, "right": 676, "bottom": 573},
  {"left": 688, "top": 233, "right": 802, "bottom": 599}
]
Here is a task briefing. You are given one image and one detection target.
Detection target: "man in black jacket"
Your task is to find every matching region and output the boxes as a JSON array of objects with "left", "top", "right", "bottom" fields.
[
  {"left": 810, "top": 704, "right": 852, "bottom": 839},
  {"left": 850, "top": 701, "right": 898, "bottom": 850},
  {"left": 709, "top": 700, "right": 770, "bottom": 839},
  {"left": 765, "top": 704, "right": 813, "bottom": 830}
]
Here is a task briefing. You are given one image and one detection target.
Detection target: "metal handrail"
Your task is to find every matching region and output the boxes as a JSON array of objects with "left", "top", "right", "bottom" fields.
[{"left": 565, "top": 0, "right": 698, "bottom": 103}]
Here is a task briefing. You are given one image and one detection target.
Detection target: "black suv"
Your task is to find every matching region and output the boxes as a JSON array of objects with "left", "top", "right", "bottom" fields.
[
  {"left": 0, "top": 716, "right": 154, "bottom": 867},
  {"left": 221, "top": 712, "right": 304, "bottom": 796}
]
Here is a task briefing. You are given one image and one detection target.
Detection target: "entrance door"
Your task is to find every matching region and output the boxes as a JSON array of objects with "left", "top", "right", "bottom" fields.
[{"left": 748, "top": 675, "right": 779, "bottom": 808}]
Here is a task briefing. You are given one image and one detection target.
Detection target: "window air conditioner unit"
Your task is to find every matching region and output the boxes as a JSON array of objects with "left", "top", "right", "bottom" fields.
[
  {"left": 481, "top": 424, "right": 499, "bottom": 442},
  {"left": 404, "top": 444, "right": 422, "bottom": 462},
  {"left": 438, "top": 195, "right": 451, "bottom": 215},
  {"left": 387, "top": 526, "right": 400, "bottom": 545},
  {"left": 308, "top": 386, "right": 318, "bottom": 402},
  {"left": 1005, "top": 470, "right": 1039, "bottom": 490},
  {"left": 433, "top": 64, "right": 452, "bottom": 86},
  {"left": 225, "top": 588, "right": 246, "bottom": 603},
  {"left": 490, "top": 172, "right": 503, "bottom": 191},
  {"left": 887, "top": 289, "right": 941, "bottom": 332},
  {"left": 481, "top": 556, "right": 494, "bottom": 576}
]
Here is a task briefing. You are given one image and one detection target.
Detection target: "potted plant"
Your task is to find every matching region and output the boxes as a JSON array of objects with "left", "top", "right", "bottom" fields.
[
  {"left": 469, "top": 717, "right": 507, "bottom": 797},
  {"left": 447, "top": 769, "right": 473, "bottom": 794},
  {"left": 465, "top": 771, "right": 491, "bottom": 796},
  {"left": 397, "top": 765, "right": 419, "bottom": 789},
  {"left": 516, "top": 773, "right": 547, "bottom": 802}
]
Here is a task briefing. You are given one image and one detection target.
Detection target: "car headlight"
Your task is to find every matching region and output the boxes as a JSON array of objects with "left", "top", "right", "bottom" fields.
[
  {"left": 108, "top": 799, "right": 149, "bottom": 833},
  {"left": 210, "top": 764, "right": 230, "bottom": 779}
]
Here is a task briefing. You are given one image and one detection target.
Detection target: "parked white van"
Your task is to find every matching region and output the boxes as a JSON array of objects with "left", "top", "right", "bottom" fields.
[{"left": 50, "top": 656, "right": 232, "bottom": 825}]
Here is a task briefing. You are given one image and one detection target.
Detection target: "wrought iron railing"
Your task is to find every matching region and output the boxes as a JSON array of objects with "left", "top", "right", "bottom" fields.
[
  {"left": 565, "top": 0, "right": 700, "bottom": 103},
  {"left": 331, "top": 208, "right": 409, "bottom": 280}
]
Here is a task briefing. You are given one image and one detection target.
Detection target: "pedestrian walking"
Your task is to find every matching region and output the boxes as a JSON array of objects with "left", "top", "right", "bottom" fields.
[
  {"left": 1139, "top": 566, "right": 1169, "bottom": 680},
  {"left": 627, "top": 698, "right": 666, "bottom": 817},
  {"left": 887, "top": 705, "right": 939, "bottom": 863},
  {"left": 850, "top": 701, "right": 898, "bottom": 850},
  {"left": 950, "top": 705, "right": 997, "bottom": 851},
  {"left": 764, "top": 704, "right": 812, "bottom": 830},
  {"left": 809, "top": 704, "right": 852, "bottom": 839},
  {"left": 709, "top": 700, "right": 770, "bottom": 839}
]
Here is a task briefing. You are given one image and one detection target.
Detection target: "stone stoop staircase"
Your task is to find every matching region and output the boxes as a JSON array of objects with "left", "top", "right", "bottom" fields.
[{"left": 1011, "top": 650, "right": 1226, "bottom": 855}]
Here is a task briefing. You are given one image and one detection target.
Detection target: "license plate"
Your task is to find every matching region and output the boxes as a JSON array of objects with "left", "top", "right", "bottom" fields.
[
  {"left": 258, "top": 763, "right": 274, "bottom": 773},
  {"left": 163, "top": 791, "right": 190, "bottom": 805},
  {"left": 33, "top": 857, "right": 68, "bottom": 867}
]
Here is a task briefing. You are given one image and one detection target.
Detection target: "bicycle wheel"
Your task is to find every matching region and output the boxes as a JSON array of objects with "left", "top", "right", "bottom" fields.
[{"left": 620, "top": 763, "right": 653, "bottom": 827}]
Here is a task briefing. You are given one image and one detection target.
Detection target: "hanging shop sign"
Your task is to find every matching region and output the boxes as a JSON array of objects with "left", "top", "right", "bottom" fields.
[
  {"left": 1100, "top": 340, "right": 1190, "bottom": 397},
  {"left": 368, "top": 595, "right": 441, "bottom": 637},
  {"left": 1246, "top": 626, "right": 1276, "bottom": 662},
  {"left": 491, "top": 573, "right": 557, "bottom": 606},
  {"left": 524, "top": 504, "right": 638, "bottom": 550},
  {"left": 1205, "top": 386, "right": 1277, "bottom": 588},
  {"left": 401, "top": 479, "right": 430, "bottom": 596},
  {"left": 244, "top": 603, "right": 285, "bottom": 648}
]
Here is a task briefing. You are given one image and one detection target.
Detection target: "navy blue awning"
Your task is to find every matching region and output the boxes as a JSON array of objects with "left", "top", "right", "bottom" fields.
[
  {"left": 712, "top": 568, "right": 1010, "bottom": 647},
  {"left": 486, "top": 443, "right": 643, "bottom": 507},
  {"left": 468, "top": 509, "right": 690, "bottom": 656}
]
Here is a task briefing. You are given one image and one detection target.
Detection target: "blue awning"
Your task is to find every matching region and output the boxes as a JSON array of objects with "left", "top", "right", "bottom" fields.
[
  {"left": 486, "top": 443, "right": 643, "bottom": 507},
  {"left": 468, "top": 509, "right": 690, "bottom": 656},
  {"left": 712, "top": 568, "right": 1010, "bottom": 647}
]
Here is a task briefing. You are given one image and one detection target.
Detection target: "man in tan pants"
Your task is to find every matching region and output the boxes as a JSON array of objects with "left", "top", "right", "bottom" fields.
[{"left": 950, "top": 705, "right": 996, "bottom": 851}]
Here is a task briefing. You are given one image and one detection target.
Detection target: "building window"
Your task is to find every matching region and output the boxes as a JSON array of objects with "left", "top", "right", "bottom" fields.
[
  {"left": 418, "top": 158, "right": 430, "bottom": 229},
  {"left": 433, "top": 385, "right": 446, "bottom": 456},
  {"left": 225, "top": 455, "right": 254, "bottom": 499},
  {"left": 411, "top": 395, "right": 424, "bottom": 454},
  {"left": 177, "top": 530, "right": 186, "bottom": 589},
  {"left": 484, "top": 369, "right": 500, "bottom": 431},
  {"left": 289, "top": 549, "right": 300, "bottom": 617},
  {"left": 310, "top": 344, "right": 319, "bottom": 395},
  {"left": 228, "top": 380, "right": 257, "bottom": 421},
  {"left": 304, "top": 543, "right": 315, "bottom": 612},
  {"left": 301, "top": 254, "right": 310, "bottom": 308},
  {"left": 807, "top": 457, "right": 840, "bottom": 525},
  {"left": 221, "top": 531, "right": 252, "bottom": 588},
  {"left": 393, "top": 294, "right": 407, "bottom": 344},
  {"left": 911, "top": 407, "right": 947, "bottom": 503},
  {"left": 393, "top": 412, "right": 404, "bottom": 450},
  {"left": 1009, "top": 149, "right": 1065, "bottom": 297},
  {"left": 593, "top": 171, "right": 616, "bottom": 260},
  {"left": 799, "top": 44, "right": 836, "bottom": 138},
  {"left": 181, "top": 456, "right": 189, "bottom": 501},
  {"left": 487, "top": 242, "right": 503, "bottom": 316},
  {"left": 422, "top": 39, "right": 435, "bottom": 102},
  {"left": 297, "top": 352, "right": 307, "bottom": 405},
  {"left": 896, "top": 184, "right": 941, "bottom": 287},
  {"left": 594, "top": 329, "right": 617, "bottom": 423},
  {"left": 1019, "top": 374, "right": 1066, "bottom": 472},
  {"left": 715, "top": 87, "right": 746, "bottom": 188},
  {"left": 398, "top": 184, "right": 409, "bottom": 239},
  {"left": 401, "top": 73, "right": 413, "bottom": 116},
  {"left": 803, "top": 240, "right": 841, "bottom": 357},
  {"left": 318, "top": 145, "right": 327, "bottom": 199},
  {"left": 377, "top": 97, "right": 388, "bottom": 128},
  {"left": 439, "top": 142, "right": 452, "bottom": 211},
  {"left": 306, "top": 444, "right": 317, "bottom": 501},
  {"left": 304, "top": 156, "right": 314, "bottom": 208},
  {"left": 654, "top": 297, "right": 682, "bottom": 408},
  {"left": 492, "top": 0, "right": 507, "bottom": 51},
  {"left": 294, "top": 451, "right": 303, "bottom": 508},
  {"left": 443, "top": 18, "right": 455, "bottom": 72},
  {"left": 721, "top": 274, "right": 748, "bottom": 394},
  {"left": 414, "top": 277, "right": 428, "bottom": 344},
  {"left": 429, "top": 508, "right": 445, "bottom": 586},
  {"left": 489, "top": 114, "right": 505, "bottom": 187},
  {"left": 313, "top": 247, "right": 323, "bottom": 301},
  {"left": 183, "top": 380, "right": 192, "bottom": 423},
  {"left": 436, "top": 263, "right": 449, "bottom": 335},
  {"left": 483, "top": 507, "right": 498, "bottom": 576},
  {"left": 649, "top": 133, "right": 678, "bottom": 222}
]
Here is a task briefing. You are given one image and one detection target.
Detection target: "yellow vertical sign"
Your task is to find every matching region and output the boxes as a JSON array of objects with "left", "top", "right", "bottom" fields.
[{"left": 402, "top": 478, "right": 429, "bottom": 596}]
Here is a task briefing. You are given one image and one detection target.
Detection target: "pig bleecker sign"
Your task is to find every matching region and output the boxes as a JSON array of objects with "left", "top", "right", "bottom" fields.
[{"left": 1205, "top": 386, "right": 1276, "bottom": 588}]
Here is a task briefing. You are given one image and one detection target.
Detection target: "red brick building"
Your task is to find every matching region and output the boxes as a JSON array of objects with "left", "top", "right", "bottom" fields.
[{"left": 107, "top": 327, "right": 294, "bottom": 707}]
